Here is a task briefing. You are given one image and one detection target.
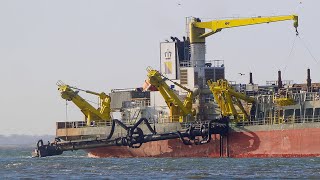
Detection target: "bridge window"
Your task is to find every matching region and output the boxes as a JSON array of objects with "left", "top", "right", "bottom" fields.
[
  {"left": 284, "top": 109, "right": 294, "bottom": 117},
  {"left": 305, "top": 108, "right": 313, "bottom": 116},
  {"left": 295, "top": 109, "right": 300, "bottom": 117}
]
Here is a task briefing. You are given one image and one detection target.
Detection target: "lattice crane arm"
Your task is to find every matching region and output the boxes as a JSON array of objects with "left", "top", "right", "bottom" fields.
[
  {"left": 57, "top": 81, "right": 111, "bottom": 126},
  {"left": 207, "top": 79, "right": 255, "bottom": 122},
  {"left": 146, "top": 68, "right": 194, "bottom": 122}
]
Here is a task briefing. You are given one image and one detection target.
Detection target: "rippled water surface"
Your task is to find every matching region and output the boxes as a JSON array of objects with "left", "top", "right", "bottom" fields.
[{"left": 1, "top": 147, "right": 320, "bottom": 179}]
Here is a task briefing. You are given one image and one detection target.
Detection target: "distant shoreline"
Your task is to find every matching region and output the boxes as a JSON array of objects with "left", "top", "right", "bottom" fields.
[{"left": 0, "top": 134, "right": 55, "bottom": 146}]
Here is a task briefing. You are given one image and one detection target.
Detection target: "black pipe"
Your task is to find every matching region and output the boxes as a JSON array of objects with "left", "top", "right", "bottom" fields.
[
  {"left": 249, "top": 72, "right": 253, "bottom": 85},
  {"left": 307, "top": 68, "right": 312, "bottom": 92},
  {"left": 278, "top": 70, "right": 283, "bottom": 88},
  {"left": 131, "top": 118, "right": 156, "bottom": 134},
  {"left": 176, "top": 131, "right": 192, "bottom": 145},
  {"left": 226, "top": 135, "right": 229, "bottom": 157},
  {"left": 219, "top": 136, "right": 222, "bottom": 157},
  {"left": 33, "top": 119, "right": 229, "bottom": 157}
]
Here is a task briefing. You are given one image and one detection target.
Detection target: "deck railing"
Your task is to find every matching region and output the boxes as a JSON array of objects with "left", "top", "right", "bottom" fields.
[
  {"left": 56, "top": 119, "right": 157, "bottom": 129},
  {"left": 236, "top": 115, "right": 320, "bottom": 127},
  {"left": 56, "top": 115, "right": 195, "bottom": 130},
  {"left": 179, "top": 60, "right": 224, "bottom": 68},
  {"left": 57, "top": 115, "right": 320, "bottom": 130}
]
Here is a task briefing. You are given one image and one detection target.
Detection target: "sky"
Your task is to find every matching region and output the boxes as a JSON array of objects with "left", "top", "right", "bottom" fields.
[{"left": 0, "top": 0, "right": 319, "bottom": 135}]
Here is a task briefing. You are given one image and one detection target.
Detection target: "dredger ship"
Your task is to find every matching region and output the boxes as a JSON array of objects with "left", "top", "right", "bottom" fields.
[{"left": 34, "top": 14, "right": 320, "bottom": 158}]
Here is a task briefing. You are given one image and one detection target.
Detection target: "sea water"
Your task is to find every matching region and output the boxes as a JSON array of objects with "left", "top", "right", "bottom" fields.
[{"left": 1, "top": 147, "right": 320, "bottom": 179}]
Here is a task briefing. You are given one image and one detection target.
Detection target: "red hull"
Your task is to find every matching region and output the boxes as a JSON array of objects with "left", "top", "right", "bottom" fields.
[{"left": 87, "top": 127, "right": 320, "bottom": 158}]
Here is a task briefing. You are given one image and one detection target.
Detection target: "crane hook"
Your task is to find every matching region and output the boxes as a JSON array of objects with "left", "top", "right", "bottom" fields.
[{"left": 295, "top": 28, "right": 299, "bottom": 36}]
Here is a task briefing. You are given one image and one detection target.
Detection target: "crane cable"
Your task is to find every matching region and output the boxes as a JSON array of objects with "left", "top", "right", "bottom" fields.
[
  {"left": 283, "top": 35, "right": 298, "bottom": 73},
  {"left": 297, "top": 35, "right": 319, "bottom": 64},
  {"left": 283, "top": 34, "right": 319, "bottom": 74},
  {"left": 64, "top": 90, "right": 100, "bottom": 122},
  {"left": 294, "top": 2, "right": 303, "bottom": 15},
  {"left": 83, "top": 98, "right": 99, "bottom": 105},
  {"left": 291, "top": 2, "right": 318, "bottom": 63},
  {"left": 281, "top": 1, "right": 301, "bottom": 73}
]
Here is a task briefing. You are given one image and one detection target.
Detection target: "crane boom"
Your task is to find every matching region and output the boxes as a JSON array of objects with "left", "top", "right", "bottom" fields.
[
  {"left": 190, "top": 15, "right": 298, "bottom": 43},
  {"left": 207, "top": 79, "right": 255, "bottom": 122},
  {"left": 57, "top": 81, "right": 111, "bottom": 126},
  {"left": 146, "top": 67, "right": 194, "bottom": 122}
]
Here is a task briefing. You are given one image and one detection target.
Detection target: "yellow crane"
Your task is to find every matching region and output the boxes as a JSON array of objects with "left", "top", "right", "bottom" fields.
[
  {"left": 207, "top": 79, "right": 255, "bottom": 122},
  {"left": 146, "top": 67, "right": 195, "bottom": 122},
  {"left": 189, "top": 14, "right": 298, "bottom": 43},
  {"left": 57, "top": 81, "right": 111, "bottom": 126},
  {"left": 195, "top": 14, "right": 299, "bottom": 122}
]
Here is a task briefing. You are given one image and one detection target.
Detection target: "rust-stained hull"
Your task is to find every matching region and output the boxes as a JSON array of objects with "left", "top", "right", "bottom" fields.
[{"left": 86, "top": 127, "right": 320, "bottom": 158}]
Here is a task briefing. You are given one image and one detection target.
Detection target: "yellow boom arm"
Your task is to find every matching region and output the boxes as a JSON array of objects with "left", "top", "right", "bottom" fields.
[
  {"left": 146, "top": 68, "right": 194, "bottom": 122},
  {"left": 57, "top": 81, "right": 111, "bottom": 126},
  {"left": 208, "top": 79, "right": 255, "bottom": 122},
  {"left": 190, "top": 15, "right": 298, "bottom": 43}
]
